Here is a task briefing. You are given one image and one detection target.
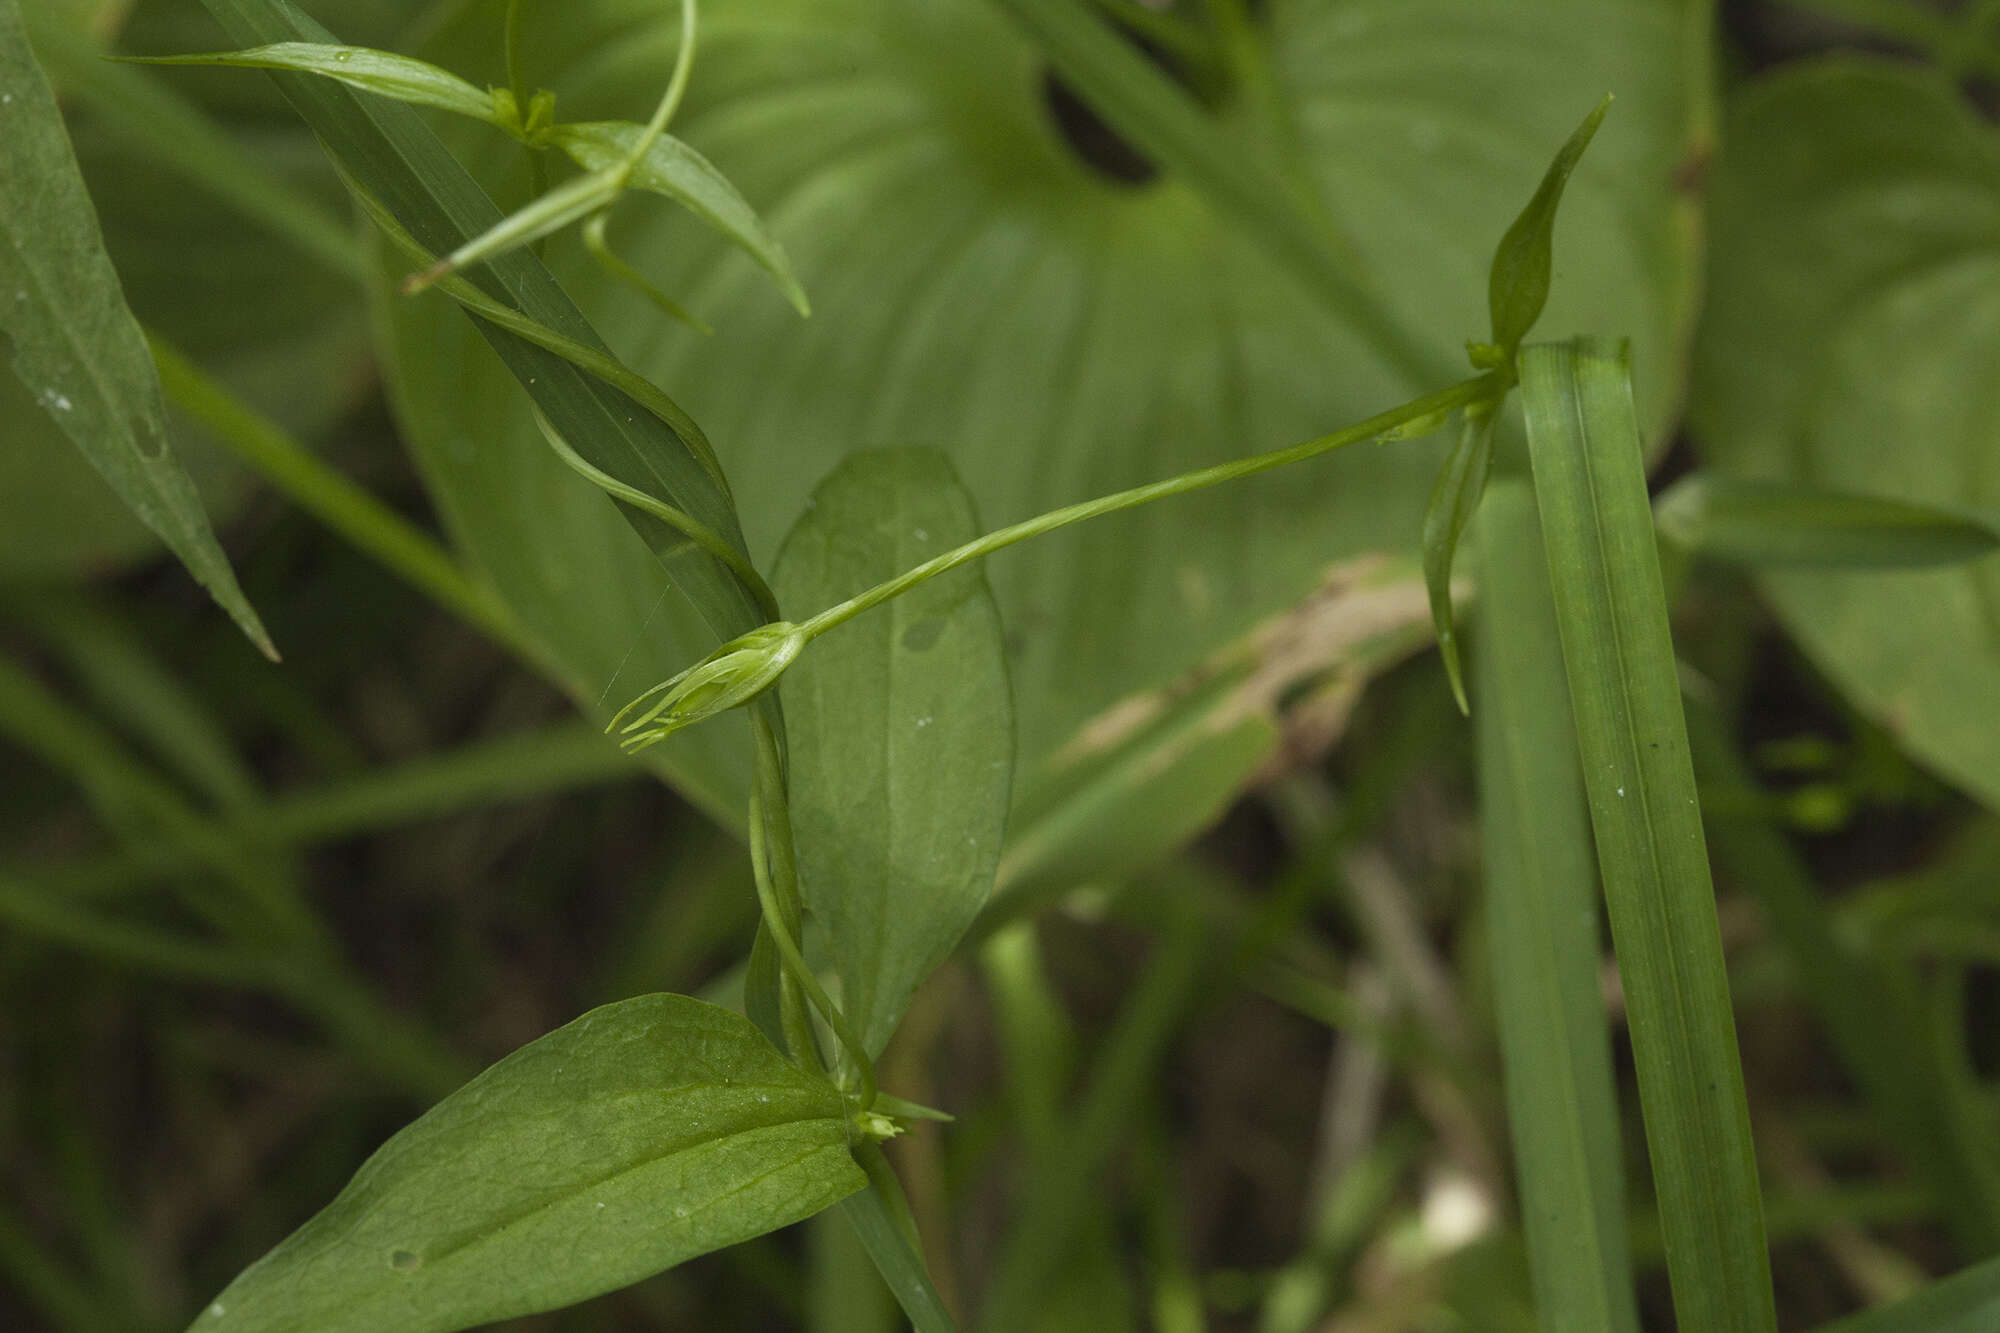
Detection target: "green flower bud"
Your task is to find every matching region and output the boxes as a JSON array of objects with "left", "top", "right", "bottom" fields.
[{"left": 609, "top": 622, "right": 807, "bottom": 750}]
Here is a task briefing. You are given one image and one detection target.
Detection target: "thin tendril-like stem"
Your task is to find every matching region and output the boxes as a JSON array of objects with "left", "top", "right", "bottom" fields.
[
  {"left": 621, "top": 0, "right": 698, "bottom": 180},
  {"left": 529, "top": 406, "right": 778, "bottom": 619},
  {"left": 747, "top": 737, "right": 877, "bottom": 1110},
  {"left": 797, "top": 372, "right": 1499, "bottom": 643}
]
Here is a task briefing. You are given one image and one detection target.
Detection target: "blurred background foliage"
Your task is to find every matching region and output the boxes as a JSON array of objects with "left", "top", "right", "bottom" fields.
[{"left": 2, "top": 0, "right": 1998, "bottom": 1329}]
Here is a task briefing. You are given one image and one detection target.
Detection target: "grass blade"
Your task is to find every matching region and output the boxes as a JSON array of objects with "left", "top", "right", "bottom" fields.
[
  {"left": 1473, "top": 479, "right": 1640, "bottom": 1333},
  {"left": 1519, "top": 337, "right": 1776, "bottom": 1333},
  {"left": 1, "top": 0, "right": 274, "bottom": 659}
]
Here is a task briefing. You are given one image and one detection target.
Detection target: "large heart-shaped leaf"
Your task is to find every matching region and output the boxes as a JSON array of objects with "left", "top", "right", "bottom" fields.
[
  {"left": 189, "top": 994, "right": 866, "bottom": 1333},
  {"left": 1689, "top": 61, "right": 2000, "bottom": 807},
  {"left": 384, "top": 0, "right": 1701, "bottom": 810},
  {"left": 775, "top": 449, "right": 1013, "bottom": 1057}
]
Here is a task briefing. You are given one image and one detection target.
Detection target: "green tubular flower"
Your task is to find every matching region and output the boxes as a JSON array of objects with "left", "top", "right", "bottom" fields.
[{"left": 609, "top": 622, "right": 807, "bottom": 750}]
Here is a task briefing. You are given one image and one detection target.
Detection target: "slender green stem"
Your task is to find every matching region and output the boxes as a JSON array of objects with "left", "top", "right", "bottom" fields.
[
  {"left": 621, "top": 0, "right": 697, "bottom": 178},
  {"left": 530, "top": 406, "right": 779, "bottom": 618},
  {"left": 582, "top": 212, "right": 712, "bottom": 333},
  {"left": 797, "top": 374, "right": 1495, "bottom": 643},
  {"left": 746, "top": 709, "right": 878, "bottom": 1108},
  {"left": 748, "top": 788, "right": 876, "bottom": 1110}
]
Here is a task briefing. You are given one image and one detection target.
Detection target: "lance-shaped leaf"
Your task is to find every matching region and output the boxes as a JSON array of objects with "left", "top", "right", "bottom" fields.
[
  {"left": 1655, "top": 474, "right": 2000, "bottom": 569},
  {"left": 187, "top": 995, "right": 866, "bottom": 1333},
  {"left": 549, "top": 121, "right": 810, "bottom": 316},
  {"left": 776, "top": 449, "right": 1014, "bottom": 1058},
  {"left": 1487, "top": 95, "right": 1613, "bottom": 358},
  {"left": 0, "top": 0, "right": 273, "bottom": 658},
  {"left": 1421, "top": 400, "right": 1497, "bottom": 713},
  {"left": 124, "top": 43, "right": 501, "bottom": 126}
]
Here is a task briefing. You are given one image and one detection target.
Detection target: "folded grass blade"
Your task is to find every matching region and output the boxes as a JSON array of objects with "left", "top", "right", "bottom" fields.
[
  {"left": 1520, "top": 337, "right": 1776, "bottom": 1333},
  {"left": 1474, "top": 480, "right": 1641, "bottom": 1333}
]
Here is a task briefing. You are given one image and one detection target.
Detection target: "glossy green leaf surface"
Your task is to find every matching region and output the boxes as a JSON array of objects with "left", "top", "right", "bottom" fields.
[
  {"left": 775, "top": 450, "right": 1013, "bottom": 1057},
  {"left": 1691, "top": 61, "right": 2000, "bottom": 806},
  {"left": 1521, "top": 338, "right": 1775, "bottom": 1333},
  {"left": 1656, "top": 473, "right": 2000, "bottom": 569},
  {"left": 0, "top": 0, "right": 272, "bottom": 655},
  {"left": 188, "top": 995, "right": 866, "bottom": 1333},
  {"left": 127, "top": 43, "right": 499, "bottom": 124},
  {"left": 2, "top": 5, "right": 370, "bottom": 581},
  {"left": 387, "top": 0, "right": 1703, "bottom": 816}
]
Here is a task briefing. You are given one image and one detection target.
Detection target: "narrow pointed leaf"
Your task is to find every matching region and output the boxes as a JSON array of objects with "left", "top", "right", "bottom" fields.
[
  {"left": 1474, "top": 480, "right": 1641, "bottom": 1333},
  {"left": 125, "top": 43, "right": 500, "bottom": 126},
  {"left": 1489, "top": 96, "right": 1612, "bottom": 355},
  {"left": 1422, "top": 401, "right": 1497, "bottom": 713},
  {"left": 550, "top": 121, "right": 810, "bottom": 316},
  {"left": 0, "top": 0, "right": 273, "bottom": 658},
  {"left": 1520, "top": 337, "right": 1775, "bottom": 1333},
  {"left": 840, "top": 1144, "right": 959, "bottom": 1333},
  {"left": 1655, "top": 473, "right": 2000, "bottom": 569},
  {"left": 775, "top": 449, "right": 1014, "bottom": 1058},
  {"left": 188, "top": 995, "right": 866, "bottom": 1333}
]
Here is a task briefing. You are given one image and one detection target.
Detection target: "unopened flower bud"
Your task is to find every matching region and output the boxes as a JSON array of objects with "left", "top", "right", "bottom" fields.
[{"left": 609, "top": 622, "right": 807, "bottom": 750}]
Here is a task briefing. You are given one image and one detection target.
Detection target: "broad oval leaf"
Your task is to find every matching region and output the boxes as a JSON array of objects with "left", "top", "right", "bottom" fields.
[
  {"left": 0, "top": 0, "right": 271, "bottom": 655},
  {"left": 387, "top": 0, "right": 1700, "bottom": 811},
  {"left": 1690, "top": 61, "right": 2000, "bottom": 806},
  {"left": 188, "top": 994, "right": 866, "bottom": 1333},
  {"left": 775, "top": 449, "right": 1013, "bottom": 1057}
]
